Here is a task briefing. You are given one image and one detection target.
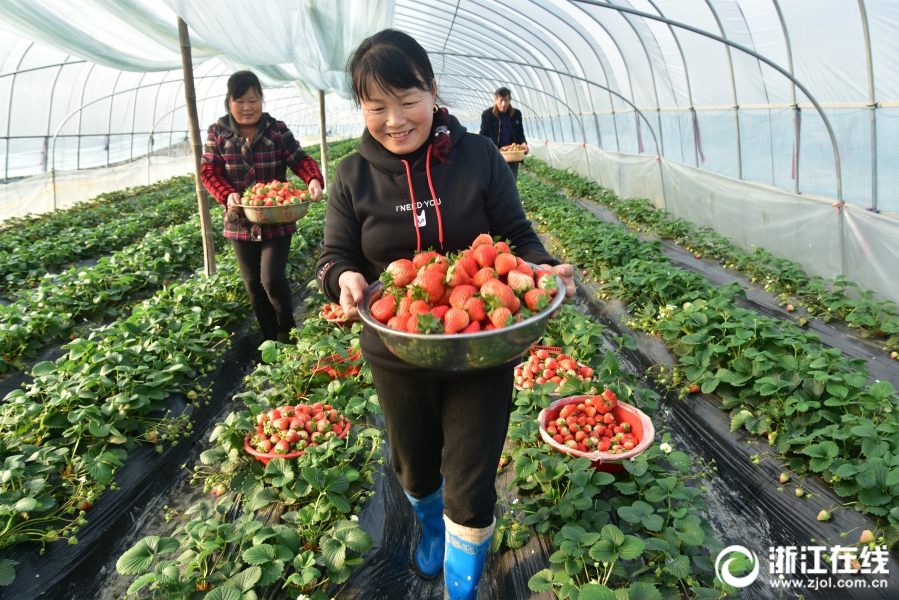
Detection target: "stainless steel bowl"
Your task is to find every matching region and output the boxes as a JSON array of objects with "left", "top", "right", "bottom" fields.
[
  {"left": 357, "top": 268, "right": 565, "bottom": 370},
  {"left": 239, "top": 201, "right": 310, "bottom": 224}
]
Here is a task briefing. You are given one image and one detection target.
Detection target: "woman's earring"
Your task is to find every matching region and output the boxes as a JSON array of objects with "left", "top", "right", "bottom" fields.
[{"left": 433, "top": 104, "right": 439, "bottom": 114}]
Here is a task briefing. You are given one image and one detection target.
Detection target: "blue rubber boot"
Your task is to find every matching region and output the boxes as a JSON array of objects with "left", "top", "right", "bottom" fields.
[
  {"left": 443, "top": 517, "right": 494, "bottom": 600},
  {"left": 404, "top": 481, "right": 445, "bottom": 579}
]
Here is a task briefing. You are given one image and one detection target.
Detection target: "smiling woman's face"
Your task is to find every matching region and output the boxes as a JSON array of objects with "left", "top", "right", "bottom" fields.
[
  {"left": 229, "top": 88, "right": 263, "bottom": 126},
  {"left": 361, "top": 83, "right": 436, "bottom": 154}
]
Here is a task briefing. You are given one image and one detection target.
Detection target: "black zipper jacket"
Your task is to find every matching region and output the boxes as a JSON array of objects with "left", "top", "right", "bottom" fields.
[
  {"left": 479, "top": 105, "right": 526, "bottom": 147},
  {"left": 316, "top": 113, "right": 557, "bottom": 377}
]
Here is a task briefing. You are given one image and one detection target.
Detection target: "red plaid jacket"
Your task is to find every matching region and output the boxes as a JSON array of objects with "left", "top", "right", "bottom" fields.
[{"left": 201, "top": 113, "right": 323, "bottom": 241}]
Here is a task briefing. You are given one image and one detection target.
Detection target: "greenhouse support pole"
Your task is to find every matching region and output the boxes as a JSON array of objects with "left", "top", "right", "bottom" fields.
[
  {"left": 319, "top": 89, "right": 328, "bottom": 192},
  {"left": 178, "top": 16, "right": 216, "bottom": 276}
]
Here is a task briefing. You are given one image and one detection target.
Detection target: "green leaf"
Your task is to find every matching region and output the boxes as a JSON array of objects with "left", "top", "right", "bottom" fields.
[
  {"left": 264, "top": 458, "right": 295, "bottom": 487},
  {"left": 226, "top": 566, "right": 262, "bottom": 592},
  {"left": 579, "top": 583, "right": 617, "bottom": 600},
  {"left": 667, "top": 451, "right": 691, "bottom": 474},
  {"left": 601, "top": 524, "right": 624, "bottom": 546},
  {"left": 205, "top": 586, "right": 241, "bottom": 600},
  {"left": 528, "top": 568, "right": 555, "bottom": 592},
  {"left": 321, "top": 536, "right": 347, "bottom": 571},
  {"left": 242, "top": 544, "right": 276, "bottom": 566},
  {"left": 0, "top": 559, "right": 18, "bottom": 586},
  {"left": 884, "top": 524, "right": 899, "bottom": 549},
  {"left": 617, "top": 501, "right": 653, "bottom": 525},
  {"left": 31, "top": 362, "right": 56, "bottom": 377},
  {"left": 858, "top": 488, "right": 891, "bottom": 507},
  {"left": 665, "top": 554, "right": 691, "bottom": 578},
  {"left": 730, "top": 410, "right": 752, "bottom": 433},
  {"left": 115, "top": 536, "right": 180, "bottom": 575},
  {"left": 627, "top": 581, "right": 663, "bottom": 600},
  {"left": 618, "top": 535, "right": 645, "bottom": 560}
]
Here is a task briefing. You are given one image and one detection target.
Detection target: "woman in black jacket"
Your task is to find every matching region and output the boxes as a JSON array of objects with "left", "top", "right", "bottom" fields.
[{"left": 316, "top": 29, "right": 574, "bottom": 599}]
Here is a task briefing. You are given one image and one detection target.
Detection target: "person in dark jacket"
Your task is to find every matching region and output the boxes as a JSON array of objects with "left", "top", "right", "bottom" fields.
[
  {"left": 316, "top": 30, "right": 574, "bottom": 599},
  {"left": 201, "top": 71, "right": 324, "bottom": 345},
  {"left": 479, "top": 87, "right": 528, "bottom": 180}
]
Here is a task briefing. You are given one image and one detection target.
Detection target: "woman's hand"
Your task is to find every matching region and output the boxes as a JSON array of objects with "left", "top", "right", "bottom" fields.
[
  {"left": 521, "top": 142, "right": 530, "bottom": 155},
  {"left": 308, "top": 179, "right": 324, "bottom": 202},
  {"left": 226, "top": 192, "right": 241, "bottom": 210},
  {"left": 338, "top": 271, "right": 367, "bottom": 321},
  {"left": 540, "top": 263, "right": 575, "bottom": 318}
]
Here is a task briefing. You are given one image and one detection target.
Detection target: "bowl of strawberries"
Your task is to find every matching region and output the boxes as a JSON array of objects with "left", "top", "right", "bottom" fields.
[
  {"left": 357, "top": 234, "right": 566, "bottom": 370},
  {"left": 240, "top": 179, "right": 311, "bottom": 224},
  {"left": 244, "top": 402, "right": 352, "bottom": 466},
  {"left": 514, "top": 347, "right": 595, "bottom": 394},
  {"left": 537, "top": 390, "right": 654, "bottom": 472},
  {"left": 500, "top": 143, "right": 526, "bottom": 163}
]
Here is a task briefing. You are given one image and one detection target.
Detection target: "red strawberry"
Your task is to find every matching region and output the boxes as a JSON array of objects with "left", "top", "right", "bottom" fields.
[
  {"left": 510, "top": 296, "right": 521, "bottom": 313},
  {"left": 489, "top": 307, "right": 513, "bottom": 329},
  {"left": 381, "top": 259, "right": 416, "bottom": 288},
  {"left": 397, "top": 296, "right": 413, "bottom": 315},
  {"left": 444, "top": 307, "right": 470, "bottom": 334},
  {"left": 495, "top": 241, "right": 512, "bottom": 254},
  {"left": 409, "top": 271, "right": 445, "bottom": 303},
  {"left": 286, "top": 430, "right": 301, "bottom": 443},
  {"left": 456, "top": 256, "right": 480, "bottom": 278},
  {"left": 471, "top": 233, "right": 494, "bottom": 248},
  {"left": 387, "top": 315, "right": 408, "bottom": 330},
  {"left": 423, "top": 259, "right": 449, "bottom": 275},
  {"left": 480, "top": 279, "right": 516, "bottom": 309},
  {"left": 411, "top": 312, "right": 444, "bottom": 334},
  {"left": 257, "top": 440, "right": 272, "bottom": 453},
  {"left": 444, "top": 263, "right": 472, "bottom": 287},
  {"left": 431, "top": 305, "right": 451, "bottom": 320},
  {"left": 450, "top": 284, "right": 477, "bottom": 309},
  {"left": 473, "top": 267, "right": 497, "bottom": 288},
  {"left": 472, "top": 244, "right": 498, "bottom": 269},
  {"left": 274, "top": 439, "right": 291, "bottom": 454},
  {"left": 409, "top": 300, "right": 432, "bottom": 315},
  {"left": 412, "top": 250, "right": 439, "bottom": 270},
  {"left": 536, "top": 271, "right": 559, "bottom": 296},
  {"left": 523, "top": 288, "right": 550, "bottom": 311},
  {"left": 507, "top": 270, "right": 535, "bottom": 294},
  {"left": 464, "top": 297, "right": 487, "bottom": 322},
  {"left": 461, "top": 321, "right": 481, "bottom": 333},
  {"left": 435, "top": 286, "right": 453, "bottom": 307},
  {"left": 484, "top": 323, "right": 496, "bottom": 331},
  {"left": 494, "top": 252, "right": 518, "bottom": 276},
  {"left": 602, "top": 389, "right": 618, "bottom": 408},
  {"left": 516, "top": 258, "right": 534, "bottom": 277},
  {"left": 371, "top": 295, "right": 397, "bottom": 324}
]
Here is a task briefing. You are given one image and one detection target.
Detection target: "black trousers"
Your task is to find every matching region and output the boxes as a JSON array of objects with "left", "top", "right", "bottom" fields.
[
  {"left": 508, "top": 160, "right": 520, "bottom": 180},
  {"left": 230, "top": 236, "right": 295, "bottom": 341},
  {"left": 369, "top": 364, "right": 514, "bottom": 528}
]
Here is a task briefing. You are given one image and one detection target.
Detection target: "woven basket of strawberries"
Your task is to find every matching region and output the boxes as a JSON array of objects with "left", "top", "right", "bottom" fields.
[
  {"left": 244, "top": 402, "right": 351, "bottom": 466},
  {"left": 537, "top": 391, "right": 654, "bottom": 472},
  {"left": 500, "top": 143, "right": 526, "bottom": 163},
  {"left": 356, "top": 233, "right": 566, "bottom": 370}
]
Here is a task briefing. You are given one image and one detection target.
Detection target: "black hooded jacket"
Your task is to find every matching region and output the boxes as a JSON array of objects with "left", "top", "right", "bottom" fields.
[{"left": 316, "top": 113, "right": 557, "bottom": 376}]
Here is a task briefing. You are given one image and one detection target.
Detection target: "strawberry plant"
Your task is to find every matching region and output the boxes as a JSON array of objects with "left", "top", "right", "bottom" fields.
[
  {"left": 524, "top": 158, "right": 899, "bottom": 353},
  {"left": 518, "top": 172, "right": 899, "bottom": 539},
  {"left": 0, "top": 181, "right": 199, "bottom": 295},
  {"left": 499, "top": 306, "right": 730, "bottom": 598}
]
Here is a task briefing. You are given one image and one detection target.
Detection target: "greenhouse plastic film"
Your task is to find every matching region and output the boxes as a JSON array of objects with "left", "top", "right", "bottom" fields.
[
  {"left": 660, "top": 157, "right": 844, "bottom": 283},
  {"left": 843, "top": 205, "right": 899, "bottom": 305},
  {"left": 0, "top": 154, "right": 193, "bottom": 221}
]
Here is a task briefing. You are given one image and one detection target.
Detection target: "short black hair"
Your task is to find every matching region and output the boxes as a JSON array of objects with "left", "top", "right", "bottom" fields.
[
  {"left": 225, "top": 71, "right": 263, "bottom": 110},
  {"left": 494, "top": 87, "right": 511, "bottom": 99},
  {"left": 348, "top": 29, "right": 435, "bottom": 103}
]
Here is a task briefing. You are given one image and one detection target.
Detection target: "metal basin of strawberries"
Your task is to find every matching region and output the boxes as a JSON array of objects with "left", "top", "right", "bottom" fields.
[{"left": 357, "top": 268, "right": 566, "bottom": 371}]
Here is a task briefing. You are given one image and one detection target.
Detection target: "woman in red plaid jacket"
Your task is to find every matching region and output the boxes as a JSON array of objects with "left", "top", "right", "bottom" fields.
[{"left": 201, "top": 71, "right": 324, "bottom": 344}]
